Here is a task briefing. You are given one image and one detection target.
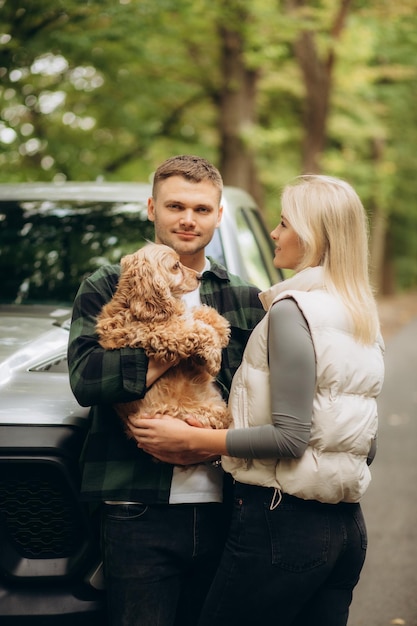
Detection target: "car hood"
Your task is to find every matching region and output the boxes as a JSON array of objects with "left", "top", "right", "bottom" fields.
[{"left": 0, "top": 305, "right": 89, "bottom": 426}]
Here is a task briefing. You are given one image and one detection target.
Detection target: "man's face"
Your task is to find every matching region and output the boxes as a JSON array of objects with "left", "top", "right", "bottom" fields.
[{"left": 147, "top": 176, "right": 223, "bottom": 261}]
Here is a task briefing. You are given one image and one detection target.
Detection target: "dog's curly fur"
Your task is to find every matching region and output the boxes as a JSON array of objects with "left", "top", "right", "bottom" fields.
[{"left": 96, "top": 243, "right": 231, "bottom": 430}]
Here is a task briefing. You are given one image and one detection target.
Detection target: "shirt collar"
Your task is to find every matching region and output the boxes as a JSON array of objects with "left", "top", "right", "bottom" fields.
[{"left": 202, "top": 257, "right": 230, "bottom": 282}]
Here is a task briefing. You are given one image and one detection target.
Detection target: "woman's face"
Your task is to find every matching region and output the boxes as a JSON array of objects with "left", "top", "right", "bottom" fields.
[{"left": 270, "top": 214, "right": 304, "bottom": 270}]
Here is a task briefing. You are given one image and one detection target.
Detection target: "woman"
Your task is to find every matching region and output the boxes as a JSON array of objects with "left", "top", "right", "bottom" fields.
[{"left": 132, "top": 175, "right": 385, "bottom": 626}]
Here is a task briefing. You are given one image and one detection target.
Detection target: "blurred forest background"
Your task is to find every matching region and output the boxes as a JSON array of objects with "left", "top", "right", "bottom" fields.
[{"left": 1, "top": 0, "right": 416, "bottom": 295}]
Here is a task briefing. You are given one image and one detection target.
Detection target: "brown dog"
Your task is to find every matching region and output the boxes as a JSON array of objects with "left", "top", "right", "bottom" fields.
[{"left": 96, "top": 243, "right": 231, "bottom": 431}]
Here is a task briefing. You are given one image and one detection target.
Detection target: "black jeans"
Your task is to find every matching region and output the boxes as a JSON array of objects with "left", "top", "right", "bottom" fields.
[
  {"left": 198, "top": 483, "right": 368, "bottom": 626},
  {"left": 101, "top": 501, "right": 229, "bottom": 626}
]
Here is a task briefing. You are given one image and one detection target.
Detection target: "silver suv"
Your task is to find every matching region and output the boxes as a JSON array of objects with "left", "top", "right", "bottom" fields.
[{"left": 0, "top": 182, "right": 281, "bottom": 624}]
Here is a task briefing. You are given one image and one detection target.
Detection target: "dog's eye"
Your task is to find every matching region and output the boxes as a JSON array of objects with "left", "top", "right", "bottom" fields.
[{"left": 172, "top": 261, "right": 180, "bottom": 272}]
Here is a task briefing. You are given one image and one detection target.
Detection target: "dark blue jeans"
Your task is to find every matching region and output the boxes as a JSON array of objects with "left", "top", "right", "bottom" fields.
[
  {"left": 198, "top": 482, "right": 368, "bottom": 626},
  {"left": 101, "top": 501, "right": 229, "bottom": 626}
]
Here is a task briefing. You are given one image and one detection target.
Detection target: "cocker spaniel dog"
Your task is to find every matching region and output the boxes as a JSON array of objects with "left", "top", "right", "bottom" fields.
[{"left": 96, "top": 243, "right": 231, "bottom": 432}]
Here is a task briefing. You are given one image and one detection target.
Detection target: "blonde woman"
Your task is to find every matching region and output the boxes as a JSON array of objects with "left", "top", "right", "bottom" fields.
[{"left": 132, "top": 175, "right": 385, "bottom": 626}]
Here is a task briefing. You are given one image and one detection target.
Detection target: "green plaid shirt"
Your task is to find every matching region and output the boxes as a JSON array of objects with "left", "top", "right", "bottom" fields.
[{"left": 68, "top": 258, "right": 265, "bottom": 504}]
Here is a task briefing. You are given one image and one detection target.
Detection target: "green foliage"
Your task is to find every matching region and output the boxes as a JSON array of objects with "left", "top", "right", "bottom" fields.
[{"left": 1, "top": 0, "right": 417, "bottom": 289}]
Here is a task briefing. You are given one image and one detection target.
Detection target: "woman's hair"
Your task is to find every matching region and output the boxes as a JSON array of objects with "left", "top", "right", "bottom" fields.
[
  {"left": 152, "top": 155, "right": 223, "bottom": 200},
  {"left": 281, "top": 174, "right": 380, "bottom": 344}
]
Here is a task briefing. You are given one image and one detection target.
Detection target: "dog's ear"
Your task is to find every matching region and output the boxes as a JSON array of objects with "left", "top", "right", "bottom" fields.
[
  {"left": 113, "top": 253, "right": 138, "bottom": 308},
  {"left": 134, "top": 275, "right": 177, "bottom": 322},
  {"left": 126, "top": 250, "right": 181, "bottom": 322}
]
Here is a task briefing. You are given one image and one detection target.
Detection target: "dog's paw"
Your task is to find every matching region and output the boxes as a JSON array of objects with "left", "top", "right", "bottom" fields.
[
  {"left": 197, "top": 348, "right": 222, "bottom": 376},
  {"left": 192, "top": 305, "right": 215, "bottom": 322},
  {"left": 210, "top": 317, "right": 231, "bottom": 347},
  {"left": 144, "top": 332, "right": 193, "bottom": 363},
  {"left": 193, "top": 307, "right": 230, "bottom": 341}
]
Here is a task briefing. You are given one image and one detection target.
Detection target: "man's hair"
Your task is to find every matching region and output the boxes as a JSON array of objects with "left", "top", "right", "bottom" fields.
[{"left": 152, "top": 155, "right": 223, "bottom": 199}]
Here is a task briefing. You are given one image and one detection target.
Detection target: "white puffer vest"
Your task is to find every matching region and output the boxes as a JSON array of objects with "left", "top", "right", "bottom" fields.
[{"left": 222, "top": 267, "right": 385, "bottom": 503}]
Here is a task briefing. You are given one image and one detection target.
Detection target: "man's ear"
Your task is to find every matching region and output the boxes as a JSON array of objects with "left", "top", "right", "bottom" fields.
[
  {"left": 216, "top": 204, "right": 224, "bottom": 228},
  {"left": 147, "top": 197, "right": 156, "bottom": 222}
]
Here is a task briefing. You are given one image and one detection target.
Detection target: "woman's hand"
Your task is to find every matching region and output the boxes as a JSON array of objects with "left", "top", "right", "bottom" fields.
[
  {"left": 129, "top": 414, "right": 195, "bottom": 452},
  {"left": 126, "top": 413, "right": 228, "bottom": 464}
]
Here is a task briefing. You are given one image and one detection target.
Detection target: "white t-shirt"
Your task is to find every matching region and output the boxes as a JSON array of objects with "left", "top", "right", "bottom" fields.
[{"left": 169, "top": 259, "right": 223, "bottom": 504}]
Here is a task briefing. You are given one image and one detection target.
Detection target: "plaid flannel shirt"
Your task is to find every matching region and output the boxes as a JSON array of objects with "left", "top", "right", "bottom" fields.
[{"left": 67, "top": 258, "right": 265, "bottom": 504}]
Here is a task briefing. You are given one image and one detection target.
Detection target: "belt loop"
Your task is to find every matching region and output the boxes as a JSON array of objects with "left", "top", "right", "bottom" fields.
[{"left": 269, "top": 488, "right": 282, "bottom": 511}]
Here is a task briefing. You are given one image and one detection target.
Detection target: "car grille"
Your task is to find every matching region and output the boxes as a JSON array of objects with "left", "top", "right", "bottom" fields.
[
  {"left": 0, "top": 457, "right": 94, "bottom": 579},
  {"left": 0, "top": 463, "right": 84, "bottom": 559}
]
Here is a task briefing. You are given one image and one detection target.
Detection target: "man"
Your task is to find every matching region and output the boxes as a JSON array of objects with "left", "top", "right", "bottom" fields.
[{"left": 67, "top": 155, "right": 265, "bottom": 626}]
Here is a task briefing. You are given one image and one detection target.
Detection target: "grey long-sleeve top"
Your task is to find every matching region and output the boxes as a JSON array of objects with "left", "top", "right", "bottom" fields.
[
  {"left": 225, "top": 298, "right": 377, "bottom": 463},
  {"left": 225, "top": 298, "right": 314, "bottom": 459}
]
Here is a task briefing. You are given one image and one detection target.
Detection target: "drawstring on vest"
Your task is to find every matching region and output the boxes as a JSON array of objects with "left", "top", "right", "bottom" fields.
[{"left": 269, "top": 488, "right": 282, "bottom": 510}]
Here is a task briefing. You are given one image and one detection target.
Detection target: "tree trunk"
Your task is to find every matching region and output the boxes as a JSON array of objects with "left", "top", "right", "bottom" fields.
[
  {"left": 284, "top": 0, "right": 353, "bottom": 173},
  {"left": 217, "top": 15, "right": 263, "bottom": 207},
  {"left": 292, "top": 29, "right": 331, "bottom": 173}
]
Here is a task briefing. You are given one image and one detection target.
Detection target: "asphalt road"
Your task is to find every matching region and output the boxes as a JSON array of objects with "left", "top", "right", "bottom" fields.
[{"left": 348, "top": 317, "right": 417, "bottom": 626}]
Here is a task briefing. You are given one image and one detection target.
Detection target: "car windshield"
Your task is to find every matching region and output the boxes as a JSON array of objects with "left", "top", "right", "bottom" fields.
[
  {"left": 0, "top": 198, "right": 155, "bottom": 305},
  {"left": 0, "top": 186, "right": 281, "bottom": 306}
]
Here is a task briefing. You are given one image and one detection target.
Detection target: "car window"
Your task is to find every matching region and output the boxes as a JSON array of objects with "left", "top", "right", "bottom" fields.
[
  {"left": 205, "top": 229, "right": 226, "bottom": 267},
  {"left": 0, "top": 199, "right": 154, "bottom": 305},
  {"left": 234, "top": 208, "right": 277, "bottom": 291},
  {"left": 0, "top": 190, "right": 280, "bottom": 305}
]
